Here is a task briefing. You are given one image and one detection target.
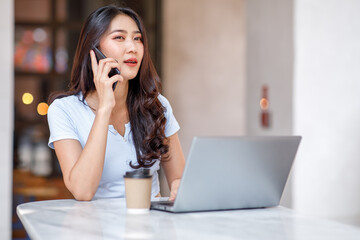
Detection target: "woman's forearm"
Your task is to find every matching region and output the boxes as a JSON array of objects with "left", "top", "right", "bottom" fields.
[{"left": 67, "top": 108, "right": 112, "bottom": 200}]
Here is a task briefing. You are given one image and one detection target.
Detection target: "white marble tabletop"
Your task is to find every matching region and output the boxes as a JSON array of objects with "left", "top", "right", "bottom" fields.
[{"left": 17, "top": 198, "right": 360, "bottom": 240}]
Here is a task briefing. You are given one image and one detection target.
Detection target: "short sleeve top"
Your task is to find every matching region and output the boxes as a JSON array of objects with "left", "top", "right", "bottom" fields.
[{"left": 47, "top": 93, "right": 180, "bottom": 199}]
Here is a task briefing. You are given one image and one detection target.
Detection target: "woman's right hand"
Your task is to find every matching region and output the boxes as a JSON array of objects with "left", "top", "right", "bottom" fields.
[{"left": 89, "top": 50, "right": 123, "bottom": 112}]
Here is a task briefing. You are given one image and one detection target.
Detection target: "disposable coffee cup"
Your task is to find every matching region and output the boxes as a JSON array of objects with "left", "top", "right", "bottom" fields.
[{"left": 124, "top": 169, "right": 152, "bottom": 214}]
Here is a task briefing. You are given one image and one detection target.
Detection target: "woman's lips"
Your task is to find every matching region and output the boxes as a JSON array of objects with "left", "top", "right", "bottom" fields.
[{"left": 124, "top": 58, "right": 138, "bottom": 67}]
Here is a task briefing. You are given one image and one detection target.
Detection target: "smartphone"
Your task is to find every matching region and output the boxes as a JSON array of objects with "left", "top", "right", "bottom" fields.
[{"left": 93, "top": 46, "right": 120, "bottom": 91}]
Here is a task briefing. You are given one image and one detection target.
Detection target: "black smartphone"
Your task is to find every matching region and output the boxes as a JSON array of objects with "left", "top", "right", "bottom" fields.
[{"left": 93, "top": 46, "right": 120, "bottom": 91}]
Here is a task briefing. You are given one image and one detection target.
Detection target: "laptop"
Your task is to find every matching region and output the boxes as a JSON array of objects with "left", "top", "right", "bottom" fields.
[{"left": 151, "top": 136, "right": 301, "bottom": 213}]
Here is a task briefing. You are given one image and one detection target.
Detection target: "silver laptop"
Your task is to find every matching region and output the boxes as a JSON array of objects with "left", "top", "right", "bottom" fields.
[{"left": 151, "top": 136, "right": 301, "bottom": 213}]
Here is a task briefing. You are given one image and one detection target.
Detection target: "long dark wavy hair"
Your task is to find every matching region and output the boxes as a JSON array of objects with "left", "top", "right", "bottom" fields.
[{"left": 49, "top": 6, "right": 169, "bottom": 168}]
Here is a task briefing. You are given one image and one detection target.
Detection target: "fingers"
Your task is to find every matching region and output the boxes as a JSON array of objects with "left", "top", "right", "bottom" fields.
[
  {"left": 89, "top": 50, "right": 121, "bottom": 90},
  {"left": 89, "top": 51, "right": 121, "bottom": 111},
  {"left": 169, "top": 179, "right": 181, "bottom": 202},
  {"left": 169, "top": 189, "right": 177, "bottom": 202},
  {"left": 101, "top": 61, "right": 120, "bottom": 78},
  {"left": 98, "top": 61, "right": 121, "bottom": 90},
  {"left": 109, "top": 74, "right": 123, "bottom": 89},
  {"left": 89, "top": 50, "right": 98, "bottom": 76}
]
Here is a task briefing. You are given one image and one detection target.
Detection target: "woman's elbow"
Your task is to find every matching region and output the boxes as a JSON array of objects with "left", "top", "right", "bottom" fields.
[
  {"left": 71, "top": 190, "right": 94, "bottom": 201},
  {"left": 74, "top": 195, "right": 93, "bottom": 201},
  {"left": 65, "top": 181, "right": 95, "bottom": 201}
]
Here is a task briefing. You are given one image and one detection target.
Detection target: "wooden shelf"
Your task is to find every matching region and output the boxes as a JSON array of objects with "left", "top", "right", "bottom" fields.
[{"left": 13, "top": 169, "right": 73, "bottom": 200}]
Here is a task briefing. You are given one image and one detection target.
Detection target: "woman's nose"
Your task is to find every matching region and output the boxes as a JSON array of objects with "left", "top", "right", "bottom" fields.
[{"left": 125, "top": 39, "right": 137, "bottom": 53}]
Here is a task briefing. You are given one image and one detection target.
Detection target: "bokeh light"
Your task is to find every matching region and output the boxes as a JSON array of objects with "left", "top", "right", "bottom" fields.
[
  {"left": 33, "top": 28, "right": 47, "bottom": 43},
  {"left": 260, "top": 98, "right": 269, "bottom": 110},
  {"left": 37, "top": 102, "right": 49, "bottom": 116},
  {"left": 22, "top": 93, "right": 34, "bottom": 105}
]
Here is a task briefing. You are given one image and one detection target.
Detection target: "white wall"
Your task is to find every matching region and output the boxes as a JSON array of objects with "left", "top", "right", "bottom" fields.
[
  {"left": 162, "top": 0, "right": 246, "bottom": 157},
  {"left": 293, "top": 0, "right": 360, "bottom": 226},
  {"left": 161, "top": 0, "right": 246, "bottom": 196},
  {"left": 246, "top": 0, "right": 360, "bottom": 226},
  {"left": 246, "top": 0, "right": 294, "bottom": 136},
  {"left": 245, "top": 0, "right": 294, "bottom": 207},
  {"left": 0, "top": 0, "right": 14, "bottom": 239}
]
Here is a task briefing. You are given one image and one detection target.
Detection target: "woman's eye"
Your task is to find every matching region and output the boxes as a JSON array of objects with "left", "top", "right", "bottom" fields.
[
  {"left": 134, "top": 36, "right": 142, "bottom": 41},
  {"left": 114, "top": 36, "right": 125, "bottom": 40}
]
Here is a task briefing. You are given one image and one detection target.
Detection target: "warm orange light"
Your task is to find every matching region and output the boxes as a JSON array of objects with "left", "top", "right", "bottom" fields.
[
  {"left": 260, "top": 98, "right": 269, "bottom": 110},
  {"left": 22, "top": 93, "right": 34, "bottom": 105},
  {"left": 37, "top": 102, "right": 49, "bottom": 116}
]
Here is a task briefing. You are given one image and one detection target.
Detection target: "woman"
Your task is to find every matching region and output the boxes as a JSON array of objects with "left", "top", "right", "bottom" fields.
[{"left": 47, "top": 6, "right": 185, "bottom": 201}]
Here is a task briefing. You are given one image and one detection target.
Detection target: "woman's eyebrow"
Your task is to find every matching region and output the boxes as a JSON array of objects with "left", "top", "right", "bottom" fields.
[{"left": 109, "top": 29, "right": 141, "bottom": 34}]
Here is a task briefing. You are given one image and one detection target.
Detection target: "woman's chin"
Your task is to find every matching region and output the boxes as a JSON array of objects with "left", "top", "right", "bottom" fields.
[{"left": 122, "top": 73, "right": 138, "bottom": 81}]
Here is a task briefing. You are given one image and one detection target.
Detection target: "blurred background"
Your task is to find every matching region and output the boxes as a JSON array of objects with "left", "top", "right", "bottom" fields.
[{"left": 1, "top": 0, "right": 360, "bottom": 239}]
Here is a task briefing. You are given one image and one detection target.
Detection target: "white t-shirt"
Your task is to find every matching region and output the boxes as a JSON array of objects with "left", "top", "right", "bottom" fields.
[{"left": 47, "top": 92, "right": 180, "bottom": 199}]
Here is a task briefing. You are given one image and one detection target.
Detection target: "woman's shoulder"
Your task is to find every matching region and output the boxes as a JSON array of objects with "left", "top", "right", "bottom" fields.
[
  {"left": 157, "top": 94, "right": 177, "bottom": 116},
  {"left": 49, "top": 93, "right": 84, "bottom": 112},
  {"left": 157, "top": 94, "right": 171, "bottom": 108}
]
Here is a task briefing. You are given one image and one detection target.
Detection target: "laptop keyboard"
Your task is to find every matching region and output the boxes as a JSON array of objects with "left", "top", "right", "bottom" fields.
[{"left": 151, "top": 201, "right": 174, "bottom": 206}]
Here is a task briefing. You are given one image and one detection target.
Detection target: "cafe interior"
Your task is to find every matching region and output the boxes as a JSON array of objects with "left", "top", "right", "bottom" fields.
[{"left": 1, "top": 0, "right": 360, "bottom": 239}]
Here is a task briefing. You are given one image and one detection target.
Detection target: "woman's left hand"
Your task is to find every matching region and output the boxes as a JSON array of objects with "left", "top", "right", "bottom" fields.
[{"left": 169, "top": 179, "right": 181, "bottom": 201}]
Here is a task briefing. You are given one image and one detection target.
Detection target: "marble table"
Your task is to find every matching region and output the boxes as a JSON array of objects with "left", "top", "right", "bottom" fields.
[{"left": 17, "top": 198, "right": 360, "bottom": 240}]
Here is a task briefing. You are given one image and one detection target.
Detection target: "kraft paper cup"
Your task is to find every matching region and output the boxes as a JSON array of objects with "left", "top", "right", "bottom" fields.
[{"left": 124, "top": 169, "right": 152, "bottom": 214}]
